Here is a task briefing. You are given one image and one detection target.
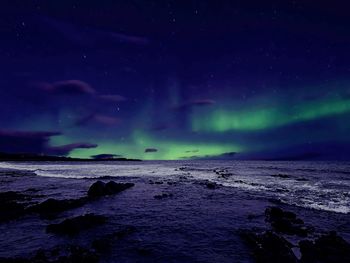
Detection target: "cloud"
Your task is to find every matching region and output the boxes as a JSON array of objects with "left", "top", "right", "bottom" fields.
[
  {"left": 0, "top": 129, "right": 60, "bottom": 154},
  {"left": 36, "top": 80, "right": 96, "bottom": 95},
  {"left": 46, "top": 143, "right": 97, "bottom": 156},
  {"left": 91, "top": 154, "right": 122, "bottom": 160},
  {"left": 40, "top": 16, "right": 150, "bottom": 46},
  {"left": 75, "top": 113, "right": 122, "bottom": 126},
  {"left": 0, "top": 129, "right": 97, "bottom": 156},
  {"left": 98, "top": 94, "right": 127, "bottom": 102},
  {"left": 145, "top": 148, "right": 158, "bottom": 153},
  {"left": 172, "top": 99, "right": 215, "bottom": 111}
]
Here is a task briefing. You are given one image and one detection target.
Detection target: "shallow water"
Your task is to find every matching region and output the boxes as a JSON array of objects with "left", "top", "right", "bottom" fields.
[
  {"left": 0, "top": 160, "right": 349, "bottom": 262},
  {"left": 1, "top": 160, "right": 349, "bottom": 213}
]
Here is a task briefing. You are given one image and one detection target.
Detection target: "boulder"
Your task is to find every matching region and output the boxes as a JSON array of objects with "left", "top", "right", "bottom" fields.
[
  {"left": 92, "top": 226, "right": 136, "bottom": 253},
  {"left": 28, "top": 197, "right": 88, "bottom": 217},
  {"left": 88, "top": 181, "right": 134, "bottom": 198},
  {"left": 300, "top": 231, "right": 350, "bottom": 263},
  {"left": 46, "top": 214, "right": 106, "bottom": 235},
  {"left": 265, "top": 207, "right": 310, "bottom": 237},
  {"left": 0, "top": 191, "right": 29, "bottom": 223},
  {"left": 87, "top": 181, "right": 106, "bottom": 198},
  {"left": 105, "top": 181, "right": 134, "bottom": 195},
  {"left": 240, "top": 230, "right": 298, "bottom": 263},
  {"left": 206, "top": 182, "right": 217, "bottom": 189}
]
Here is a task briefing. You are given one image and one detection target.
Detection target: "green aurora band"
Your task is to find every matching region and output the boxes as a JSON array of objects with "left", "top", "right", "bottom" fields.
[
  {"left": 191, "top": 97, "right": 350, "bottom": 132},
  {"left": 69, "top": 131, "right": 243, "bottom": 160},
  {"left": 52, "top": 89, "right": 350, "bottom": 160}
]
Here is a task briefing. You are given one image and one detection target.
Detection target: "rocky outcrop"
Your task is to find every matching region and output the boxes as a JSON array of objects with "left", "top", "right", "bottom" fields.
[
  {"left": 0, "top": 245, "right": 99, "bottom": 263},
  {"left": 87, "top": 181, "right": 134, "bottom": 198},
  {"left": 299, "top": 231, "right": 350, "bottom": 263},
  {"left": 0, "top": 191, "right": 31, "bottom": 223},
  {"left": 206, "top": 182, "right": 218, "bottom": 189},
  {"left": 46, "top": 214, "right": 107, "bottom": 235},
  {"left": 240, "top": 230, "right": 298, "bottom": 263},
  {"left": 91, "top": 226, "right": 136, "bottom": 253},
  {"left": 265, "top": 207, "right": 312, "bottom": 237},
  {"left": 242, "top": 207, "right": 350, "bottom": 263},
  {"left": 28, "top": 197, "right": 88, "bottom": 218}
]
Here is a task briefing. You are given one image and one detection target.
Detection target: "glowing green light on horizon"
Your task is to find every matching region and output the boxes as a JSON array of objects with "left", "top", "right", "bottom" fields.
[
  {"left": 68, "top": 130, "right": 242, "bottom": 160},
  {"left": 192, "top": 97, "right": 350, "bottom": 132}
]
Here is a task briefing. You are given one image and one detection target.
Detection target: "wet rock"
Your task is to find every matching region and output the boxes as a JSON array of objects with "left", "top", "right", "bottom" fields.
[
  {"left": 0, "top": 191, "right": 30, "bottom": 223},
  {"left": 136, "top": 247, "right": 153, "bottom": 256},
  {"left": 271, "top": 174, "right": 290, "bottom": 179},
  {"left": 265, "top": 207, "right": 310, "bottom": 237},
  {"left": 214, "top": 168, "right": 234, "bottom": 179},
  {"left": 46, "top": 214, "right": 107, "bottom": 235},
  {"left": 154, "top": 193, "right": 173, "bottom": 199},
  {"left": 87, "top": 181, "right": 106, "bottom": 197},
  {"left": 28, "top": 197, "right": 88, "bottom": 218},
  {"left": 148, "top": 180, "right": 163, "bottom": 185},
  {"left": 87, "top": 181, "right": 134, "bottom": 198},
  {"left": 0, "top": 201, "right": 26, "bottom": 223},
  {"left": 105, "top": 181, "right": 134, "bottom": 194},
  {"left": 296, "top": 177, "right": 309, "bottom": 182},
  {"left": 240, "top": 230, "right": 298, "bottom": 263},
  {"left": 92, "top": 226, "right": 136, "bottom": 253},
  {"left": 0, "top": 191, "right": 28, "bottom": 202},
  {"left": 206, "top": 182, "right": 218, "bottom": 189},
  {"left": 0, "top": 245, "right": 99, "bottom": 263},
  {"left": 299, "top": 231, "right": 350, "bottom": 263},
  {"left": 268, "top": 198, "right": 283, "bottom": 205}
]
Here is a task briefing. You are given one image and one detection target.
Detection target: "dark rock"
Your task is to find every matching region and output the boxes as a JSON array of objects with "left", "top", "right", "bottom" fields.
[
  {"left": 46, "top": 214, "right": 106, "bottom": 235},
  {"left": 296, "top": 177, "right": 309, "bottom": 182},
  {"left": 88, "top": 181, "right": 134, "bottom": 198},
  {"left": 0, "top": 191, "right": 28, "bottom": 202},
  {"left": 0, "top": 245, "right": 99, "bottom": 263},
  {"left": 28, "top": 197, "right": 88, "bottom": 218},
  {"left": 0, "top": 201, "right": 26, "bottom": 223},
  {"left": 92, "top": 226, "right": 136, "bottom": 253},
  {"left": 63, "top": 245, "right": 99, "bottom": 263},
  {"left": 105, "top": 181, "right": 134, "bottom": 194},
  {"left": 136, "top": 247, "right": 153, "bottom": 256},
  {"left": 240, "top": 230, "right": 298, "bottom": 263},
  {"left": 299, "top": 231, "right": 350, "bottom": 263},
  {"left": 154, "top": 193, "right": 173, "bottom": 199},
  {"left": 271, "top": 174, "right": 290, "bottom": 179},
  {"left": 87, "top": 181, "right": 106, "bottom": 198},
  {"left": 265, "top": 207, "right": 310, "bottom": 237},
  {"left": 206, "top": 182, "right": 217, "bottom": 189},
  {"left": 268, "top": 198, "right": 283, "bottom": 205},
  {"left": 0, "top": 191, "right": 30, "bottom": 223}
]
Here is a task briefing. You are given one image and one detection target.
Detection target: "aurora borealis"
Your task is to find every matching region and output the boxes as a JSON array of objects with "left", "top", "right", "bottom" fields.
[{"left": 1, "top": 1, "right": 350, "bottom": 160}]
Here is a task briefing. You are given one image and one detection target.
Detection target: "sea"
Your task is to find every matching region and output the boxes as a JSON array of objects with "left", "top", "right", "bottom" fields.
[{"left": 0, "top": 160, "right": 349, "bottom": 262}]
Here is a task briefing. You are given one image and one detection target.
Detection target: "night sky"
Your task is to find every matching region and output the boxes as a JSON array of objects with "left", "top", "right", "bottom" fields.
[{"left": 1, "top": 0, "right": 350, "bottom": 160}]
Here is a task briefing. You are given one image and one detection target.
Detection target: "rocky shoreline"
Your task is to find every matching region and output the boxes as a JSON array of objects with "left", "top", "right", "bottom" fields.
[{"left": 0, "top": 167, "right": 349, "bottom": 262}]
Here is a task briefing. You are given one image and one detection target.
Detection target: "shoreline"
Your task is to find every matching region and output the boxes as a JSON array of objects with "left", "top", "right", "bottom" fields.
[{"left": 0, "top": 162, "right": 349, "bottom": 262}]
